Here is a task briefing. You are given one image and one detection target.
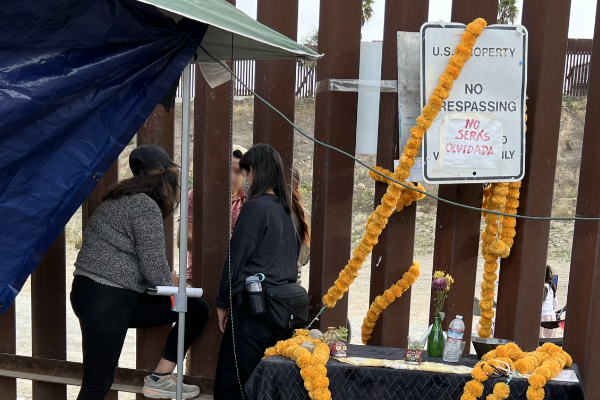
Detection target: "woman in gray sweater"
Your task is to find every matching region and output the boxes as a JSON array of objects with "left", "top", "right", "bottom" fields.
[{"left": 71, "top": 145, "right": 210, "bottom": 400}]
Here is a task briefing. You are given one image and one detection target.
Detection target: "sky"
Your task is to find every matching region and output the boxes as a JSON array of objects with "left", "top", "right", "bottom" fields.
[{"left": 236, "top": 0, "right": 597, "bottom": 43}]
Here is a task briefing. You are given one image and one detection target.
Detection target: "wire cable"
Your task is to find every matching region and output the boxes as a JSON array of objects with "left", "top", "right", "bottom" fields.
[{"left": 191, "top": 41, "right": 600, "bottom": 222}]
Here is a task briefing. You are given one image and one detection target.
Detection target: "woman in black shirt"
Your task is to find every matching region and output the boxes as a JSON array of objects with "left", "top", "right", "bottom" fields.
[{"left": 214, "top": 143, "right": 300, "bottom": 400}]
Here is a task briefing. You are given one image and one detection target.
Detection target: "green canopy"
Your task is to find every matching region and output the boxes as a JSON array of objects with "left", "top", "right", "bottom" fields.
[{"left": 135, "top": 0, "right": 321, "bottom": 61}]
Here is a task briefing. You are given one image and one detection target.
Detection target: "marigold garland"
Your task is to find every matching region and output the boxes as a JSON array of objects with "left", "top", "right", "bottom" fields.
[
  {"left": 477, "top": 110, "right": 525, "bottom": 338},
  {"left": 361, "top": 261, "right": 421, "bottom": 344},
  {"left": 478, "top": 183, "right": 507, "bottom": 338},
  {"left": 264, "top": 330, "right": 332, "bottom": 400},
  {"left": 322, "top": 17, "right": 488, "bottom": 309},
  {"left": 461, "top": 342, "right": 572, "bottom": 400}
]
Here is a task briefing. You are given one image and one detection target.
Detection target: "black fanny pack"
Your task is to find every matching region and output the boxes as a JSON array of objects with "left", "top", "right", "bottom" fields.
[{"left": 263, "top": 283, "right": 309, "bottom": 332}]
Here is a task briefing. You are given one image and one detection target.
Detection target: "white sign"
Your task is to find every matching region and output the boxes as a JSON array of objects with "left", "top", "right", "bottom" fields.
[
  {"left": 420, "top": 23, "right": 528, "bottom": 183},
  {"left": 441, "top": 115, "right": 503, "bottom": 169}
]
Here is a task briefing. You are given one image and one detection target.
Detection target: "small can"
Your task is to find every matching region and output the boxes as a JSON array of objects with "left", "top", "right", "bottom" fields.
[{"left": 245, "top": 276, "right": 265, "bottom": 316}]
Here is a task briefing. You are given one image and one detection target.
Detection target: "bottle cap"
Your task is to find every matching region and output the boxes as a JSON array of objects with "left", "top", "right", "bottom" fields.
[
  {"left": 456, "top": 315, "right": 463, "bottom": 319},
  {"left": 246, "top": 276, "right": 260, "bottom": 283}
]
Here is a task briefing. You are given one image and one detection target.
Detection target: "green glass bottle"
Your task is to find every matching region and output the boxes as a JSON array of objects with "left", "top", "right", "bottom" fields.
[{"left": 427, "top": 314, "right": 445, "bottom": 358}]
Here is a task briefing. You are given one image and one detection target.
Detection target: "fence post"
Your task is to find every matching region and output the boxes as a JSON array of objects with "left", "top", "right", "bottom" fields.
[
  {"left": 0, "top": 303, "right": 16, "bottom": 397},
  {"left": 494, "top": 0, "right": 571, "bottom": 351},
  {"left": 254, "top": 0, "right": 299, "bottom": 188},
  {"left": 32, "top": 231, "right": 67, "bottom": 399},
  {"left": 308, "top": 0, "right": 362, "bottom": 330},
  {"left": 135, "top": 105, "right": 176, "bottom": 398},
  {"left": 367, "top": 1, "right": 428, "bottom": 348},
  {"left": 188, "top": 60, "right": 233, "bottom": 385},
  {"left": 563, "top": 4, "right": 600, "bottom": 389},
  {"left": 426, "top": 0, "right": 496, "bottom": 350}
]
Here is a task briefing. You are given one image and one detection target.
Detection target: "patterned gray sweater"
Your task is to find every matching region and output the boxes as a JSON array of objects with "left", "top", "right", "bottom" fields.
[{"left": 74, "top": 193, "right": 173, "bottom": 292}]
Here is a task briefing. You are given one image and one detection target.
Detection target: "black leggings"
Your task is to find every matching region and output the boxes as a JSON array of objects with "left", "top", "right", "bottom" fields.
[
  {"left": 214, "top": 296, "right": 289, "bottom": 400},
  {"left": 70, "top": 276, "right": 210, "bottom": 400}
]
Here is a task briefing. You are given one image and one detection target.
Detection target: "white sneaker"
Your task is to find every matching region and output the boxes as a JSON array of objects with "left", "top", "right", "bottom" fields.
[{"left": 142, "top": 373, "right": 200, "bottom": 399}]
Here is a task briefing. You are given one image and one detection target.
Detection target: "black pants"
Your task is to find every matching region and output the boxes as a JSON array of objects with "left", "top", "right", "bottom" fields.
[
  {"left": 70, "top": 276, "right": 210, "bottom": 400},
  {"left": 214, "top": 296, "right": 290, "bottom": 400}
]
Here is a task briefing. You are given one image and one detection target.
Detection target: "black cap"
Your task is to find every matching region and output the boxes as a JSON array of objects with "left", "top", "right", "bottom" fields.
[{"left": 129, "top": 145, "right": 180, "bottom": 176}]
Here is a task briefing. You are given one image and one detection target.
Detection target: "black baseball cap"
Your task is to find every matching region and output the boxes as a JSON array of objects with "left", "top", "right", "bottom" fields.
[{"left": 129, "top": 144, "right": 180, "bottom": 176}]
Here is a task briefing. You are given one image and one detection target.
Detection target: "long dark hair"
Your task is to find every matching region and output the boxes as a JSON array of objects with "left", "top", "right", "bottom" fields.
[
  {"left": 103, "top": 165, "right": 180, "bottom": 219},
  {"left": 239, "top": 143, "right": 290, "bottom": 213},
  {"left": 292, "top": 168, "right": 310, "bottom": 246},
  {"left": 545, "top": 265, "right": 557, "bottom": 299}
]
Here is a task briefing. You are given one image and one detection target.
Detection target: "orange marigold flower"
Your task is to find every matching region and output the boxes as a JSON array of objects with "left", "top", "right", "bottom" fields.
[
  {"left": 383, "top": 290, "right": 395, "bottom": 303},
  {"left": 484, "top": 261, "right": 498, "bottom": 273},
  {"left": 438, "top": 73, "right": 455, "bottom": 90},
  {"left": 312, "top": 376, "right": 330, "bottom": 389},
  {"left": 429, "top": 94, "right": 444, "bottom": 110},
  {"left": 485, "top": 213, "right": 499, "bottom": 226},
  {"left": 455, "top": 43, "right": 471, "bottom": 58},
  {"left": 448, "top": 55, "right": 465, "bottom": 70},
  {"left": 526, "top": 386, "right": 545, "bottom": 400},
  {"left": 479, "top": 298, "right": 494, "bottom": 310},
  {"left": 478, "top": 327, "right": 493, "bottom": 338},
  {"left": 396, "top": 279, "right": 410, "bottom": 292},
  {"left": 416, "top": 115, "right": 433, "bottom": 130},
  {"left": 433, "top": 86, "right": 450, "bottom": 100},
  {"left": 491, "top": 194, "right": 507, "bottom": 206},
  {"left": 461, "top": 33, "right": 476, "bottom": 48},
  {"left": 407, "top": 137, "right": 421, "bottom": 150},
  {"left": 496, "top": 346, "right": 508, "bottom": 358},
  {"left": 390, "top": 285, "right": 403, "bottom": 298},
  {"left": 502, "top": 227, "right": 516, "bottom": 238},
  {"left": 482, "top": 271, "right": 497, "bottom": 282},
  {"left": 460, "top": 393, "right": 477, "bottom": 400},
  {"left": 422, "top": 104, "right": 437, "bottom": 120},
  {"left": 322, "top": 294, "right": 336, "bottom": 308},
  {"left": 467, "top": 19, "right": 486, "bottom": 36},
  {"left": 492, "top": 382, "right": 510, "bottom": 399},
  {"left": 490, "top": 240, "right": 506, "bottom": 256},
  {"left": 375, "top": 296, "right": 389, "bottom": 309},
  {"left": 508, "top": 188, "right": 520, "bottom": 198},
  {"left": 471, "top": 363, "right": 491, "bottom": 380},
  {"left": 410, "top": 126, "right": 426, "bottom": 139},
  {"left": 492, "top": 185, "right": 509, "bottom": 196},
  {"left": 395, "top": 167, "right": 411, "bottom": 182},
  {"left": 528, "top": 372, "right": 547, "bottom": 388},
  {"left": 465, "top": 380, "right": 484, "bottom": 397},
  {"left": 445, "top": 65, "right": 461, "bottom": 79},
  {"left": 400, "top": 154, "right": 416, "bottom": 168}
]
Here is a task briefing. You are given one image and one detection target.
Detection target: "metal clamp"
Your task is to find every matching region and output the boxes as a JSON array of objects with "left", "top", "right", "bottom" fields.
[{"left": 172, "top": 293, "right": 188, "bottom": 313}]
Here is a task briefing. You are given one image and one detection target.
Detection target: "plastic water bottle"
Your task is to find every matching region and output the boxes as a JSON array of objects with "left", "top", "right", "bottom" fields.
[{"left": 443, "top": 315, "right": 465, "bottom": 362}]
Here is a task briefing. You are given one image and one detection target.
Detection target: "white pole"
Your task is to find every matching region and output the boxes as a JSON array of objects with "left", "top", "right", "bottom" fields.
[{"left": 176, "top": 62, "right": 192, "bottom": 400}]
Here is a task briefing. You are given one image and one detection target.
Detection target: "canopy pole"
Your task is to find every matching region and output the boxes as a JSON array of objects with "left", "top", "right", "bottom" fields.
[{"left": 176, "top": 62, "right": 192, "bottom": 400}]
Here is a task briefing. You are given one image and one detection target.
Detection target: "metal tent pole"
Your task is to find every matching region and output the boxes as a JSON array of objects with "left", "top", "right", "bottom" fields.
[{"left": 176, "top": 62, "right": 192, "bottom": 400}]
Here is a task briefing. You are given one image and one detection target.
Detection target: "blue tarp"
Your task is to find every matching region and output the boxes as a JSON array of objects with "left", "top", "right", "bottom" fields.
[{"left": 0, "top": 0, "right": 208, "bottom": 313}]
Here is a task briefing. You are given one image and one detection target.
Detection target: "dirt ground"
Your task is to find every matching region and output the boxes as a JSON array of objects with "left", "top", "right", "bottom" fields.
[{"left": 14, "top": 97, "right": 583, "bottom": 399}]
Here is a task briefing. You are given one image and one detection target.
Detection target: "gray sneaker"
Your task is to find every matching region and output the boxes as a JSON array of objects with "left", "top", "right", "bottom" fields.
[{"left": 142, "top": 373, "right": 200, "bottom": 399}]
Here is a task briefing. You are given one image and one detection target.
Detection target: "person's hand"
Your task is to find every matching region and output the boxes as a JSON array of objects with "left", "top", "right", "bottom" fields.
[
  {"left": 171, "top": 271, "right": 179, "bottom": 287},
  {"left": 217, "top": 308, "right": 229, "bottom": 333}
]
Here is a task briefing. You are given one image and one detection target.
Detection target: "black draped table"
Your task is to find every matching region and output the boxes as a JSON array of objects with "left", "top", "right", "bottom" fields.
[{"left": 245, "top": 344, "right": 585, "bottom": 400}]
